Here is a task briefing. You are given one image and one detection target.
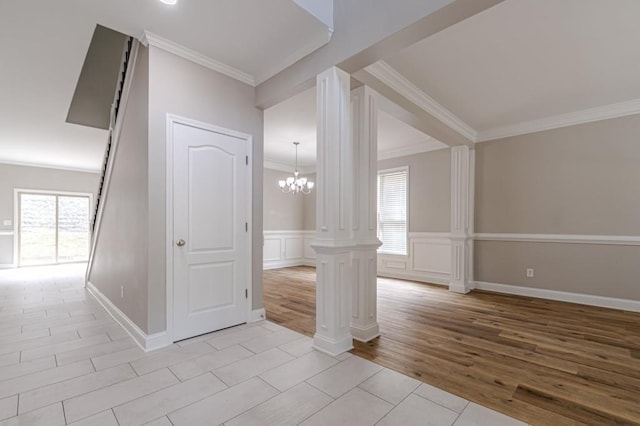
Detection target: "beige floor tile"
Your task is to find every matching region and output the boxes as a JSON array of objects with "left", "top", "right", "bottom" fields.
[
  {"left": 168, "top": 377, "right": 279, "bottom": 426},
  {"left": 56, "top": 337, "right": 137, "bottom": 366},
  {"left": 414, "top": 383, "right": 469, "bottom": 413},
  {"left": 19, "top": 363, "right": 137, "bottom": 414},
  {"left": 0, "top": 356, "right": 56, "bottom": 381},
  {"left": 377, "top": 394, "right": 459, "bottom": 426},
  {"left": 0, "top": 359, "right": 94, "bottom": 399},
  {"left": 21, "top": 333, "right": 111, "bottom": 362},
  {"left": 21, "top": 313, "right": 96, "bottom": 332},
  {"left": 0, "top": 328, "right": 50, "bottom": 346},
  {"left": 358, "top": 368, "right": 421, "bottom": 405},
  {"left": 226, "top": 382, "right": 333, "bottom": 426},
  {"left": 0, "top": 403, "right": 65, "bottom": 426},
  {"left": 90, "top": 345, "right": 148, "bottom": 371},
  {"left": 50, "top": 318, "right": 117, "bottom": 335},
  {"left": 206, "top": 325, "right": 273, "bottom": 350},
  {"left": 259, "top": 351, "right": 338, "bottom": 392},
  {"left": 0, "top": 331, "right": 79, "bottom": 357},
  {"left": 214, "top": 347, "right": 294, "bottom": 386},
  {"left": 453, "top": 402, "right": 527, "bottom": 426},
  {"left": 143, "top": 416, "right": 174, "bottom": 425},
  {"left": 170, "top": 345, "right": 254, "bottom": 381},
  {"left": 113, "top": 372, "right": 227, "bottom": 426},
  {"left": 66, "top": 410, "right": 119, "bottom": 426},
  {"left": 0, "top": 396, "right": 17, "bottom": 421},
  {"left": 306, "top": 355, "right": 383, "bottom": 398},
  {"left": 0, "top": 353, "right": 19, "bottom": 369},
  {"left": 130, "top": 342, "right": 215, "bottom": 376},
  {"left": 300, "top": 388, "right": 393, "bottom": 426},
  {"left": 63, "top": 368, "right": 179, "bottom": 423},
  {"left": 278, "top": 336, "right": 314, "bottom": 357},
  {"left": 240, "top": 329, "right": 303, "bottom": 353}
]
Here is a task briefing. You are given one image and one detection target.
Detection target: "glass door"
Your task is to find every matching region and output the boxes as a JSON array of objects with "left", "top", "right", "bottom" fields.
[{"left": 18, "top": 192, "right": 90, "bottom": 266}]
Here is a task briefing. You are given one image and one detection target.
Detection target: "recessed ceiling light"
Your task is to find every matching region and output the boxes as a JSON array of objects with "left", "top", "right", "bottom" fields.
[{"left": 159, "top": 0, "right": 177, "bottom": 5}]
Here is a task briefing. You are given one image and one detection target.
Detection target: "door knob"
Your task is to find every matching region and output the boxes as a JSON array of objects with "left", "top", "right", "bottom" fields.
[{"left": 176, "top": 239, "right": 186, "bottom": 247}]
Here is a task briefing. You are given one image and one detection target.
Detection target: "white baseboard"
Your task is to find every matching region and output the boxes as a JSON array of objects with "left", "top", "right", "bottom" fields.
[
  {"left": 86, "top": 281, "right": 172, "bottom": 351},
  {"left": 0, "top": 264, "right": 15, "bottom": 269},
  {"left": 474, "top": 281, "right": 640, "bottom": 313},
  {"left": 377, "top": 270, "right": 449, "bottom": 286},
  {"left": 249, "top": 308, "right": 266, "bottom": 322},
  {"left": 264, "top": 259, "right": 314, "bottom": 270}
]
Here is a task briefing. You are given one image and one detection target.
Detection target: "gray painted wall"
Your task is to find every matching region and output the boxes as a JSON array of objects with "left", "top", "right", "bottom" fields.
[
  {"left": 0, "top": 164, "right": 99, "bottom": 266},
  {"left": 299, "top": 149, "right": 451, "bottom": 233},
  {"left": 378, "top": 149, "right": 451, "bottom": 232},
  {"left": 148, "top": 47, "right": 264, "bottom": 333},
  {"left": 263, "top": 168, "right": 304, "bottom": 230},
  {"left": 474, "top": 114, "right": 640, "bottom": 300},
  {"left": 89, "top": 46, "right": 150, "bottom": 332}
]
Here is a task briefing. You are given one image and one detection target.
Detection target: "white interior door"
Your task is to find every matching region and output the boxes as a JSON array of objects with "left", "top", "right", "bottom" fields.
[{"left": 172, "top": 122, "right": 249, "bottom": 341}]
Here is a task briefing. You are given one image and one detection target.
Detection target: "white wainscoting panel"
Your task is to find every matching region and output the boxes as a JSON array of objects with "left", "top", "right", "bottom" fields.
[
  {"left": 378, "top": 232, "right": 451, "bottom": 285},
  {"left": 263, "top": 230, "right": 315, "bottom": 270}
]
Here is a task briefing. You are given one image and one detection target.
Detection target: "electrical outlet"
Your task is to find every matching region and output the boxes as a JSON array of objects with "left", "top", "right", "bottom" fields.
[
  {"left": 526, "top": 268, "right": 534, "bottom": 278},
  {"left": 120, "top": 285, "right": 124, "bottom": 298}
]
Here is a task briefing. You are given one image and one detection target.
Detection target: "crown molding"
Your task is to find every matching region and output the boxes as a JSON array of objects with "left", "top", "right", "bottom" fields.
[
  {"left": 476, "top": 98, "right": 640, "bottom": 142},
  {"left": 0, "top": 159, "right": 100, "bottom": 174},
  {"left": 140, "top": 31, "right": 255, "bottom": 87},
  {"left": 264, "top": 159, "right": 315, "bottom": 175},
  {"left": 378, "top": 139, "right": 447, "bottom": 161},
  {"left": 365, "top": 61, "right": 477, "bottom": 142}
]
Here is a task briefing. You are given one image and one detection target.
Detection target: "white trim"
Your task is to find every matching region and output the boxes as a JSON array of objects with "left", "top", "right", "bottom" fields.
[
  {"left": 474, "top": 233, "right": 640, "bottom": 246},
  {"left": 477, "top": 98, "right": 640, "bottom": 142},
  {"left": 474, "top": 281, "right": 640, "bottom": 313},
  {"left": 0, "top": 159, "right": 101, "bottom": 174},
  {"left": 263, "top": 159, "right": 316, "bottom": 175},
  {"left": 0, "top": 264, "right": 15, "bottom": 269},
  {"left": 378, "top": 270, "right": 449, "bottom": 286},
  {"left": 141, "top": 31, "right": 255, "bottom": 87},
  {"left": 249, "top": 308, "right": 266, "bottom": 323},
  {"left": 263, "top": 230, "right": 316, "bottom": 270},
  {"left": 378, "top": 140, "right": 447, "bottom": 161},
  {"left": 365, "top": 61, "right": 477, "bottom": 142},
  {"left": 86, "top": 281, "right": 172, "bottom": 351},
  {"left": 166, "top": 114, "right": 254, "bottom": 345},
  {"left": 409, "top": 232, "right": 450, "bottom": 239},
  {"left": 0, "top": 231, "right": 13, "bottom": 236}
]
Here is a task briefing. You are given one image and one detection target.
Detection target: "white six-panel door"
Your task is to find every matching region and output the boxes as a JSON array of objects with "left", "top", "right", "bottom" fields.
[{"left": 172, "top": 121, "right": 249, "bottom": 341}]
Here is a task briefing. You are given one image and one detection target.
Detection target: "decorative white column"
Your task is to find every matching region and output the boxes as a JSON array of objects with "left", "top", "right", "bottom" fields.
[
  {"left": 449, "top": 145, "right": 475, "bottom": 294},
  {"left": 350, "top": 86, "right": 382, "bottom": 342},
  {"left": 312, "top": 66, "right": 354, "bottom": 355}
]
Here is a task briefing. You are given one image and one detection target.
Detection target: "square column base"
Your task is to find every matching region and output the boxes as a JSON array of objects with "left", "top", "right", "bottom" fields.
[
  {"left": 351, "top": 323, "right": 380, "bottom": 343},
  {"left": 313, "top": 333, "right": 354, "bottom": 356}
]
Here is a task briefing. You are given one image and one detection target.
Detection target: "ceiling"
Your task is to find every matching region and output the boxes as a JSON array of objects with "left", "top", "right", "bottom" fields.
[
  {"left": 0, "top": 0, "right": 329, "bottom": 171},
  {"left": 386, "top": 0, "right": 640, "bottom": 134},
  {"left": 263, "top": 87, "right": 445, "bottom": 170},
  {"left": 265, "top": 0, "right": 640, "bottom": 166},
  {"left": 3, "top": 0, "right": 639, "bottom": 172}
]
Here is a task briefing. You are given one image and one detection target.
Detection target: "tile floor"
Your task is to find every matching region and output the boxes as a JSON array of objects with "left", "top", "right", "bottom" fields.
[{"left": 0, "top": 264, "right": 529, "bottom": 425}]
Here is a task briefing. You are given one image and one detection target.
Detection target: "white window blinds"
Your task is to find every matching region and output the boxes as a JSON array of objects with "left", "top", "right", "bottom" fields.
[{"left": 377, "top": 168, "right": 408, "bottom": 255}]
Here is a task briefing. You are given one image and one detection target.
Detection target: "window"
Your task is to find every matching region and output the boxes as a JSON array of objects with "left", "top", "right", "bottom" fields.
[
  {"left": 377, "top": 167, "right": 408, "bottom": 255},
  {"left": 18, "top": 191, "right": 91, "bottom": 266}
]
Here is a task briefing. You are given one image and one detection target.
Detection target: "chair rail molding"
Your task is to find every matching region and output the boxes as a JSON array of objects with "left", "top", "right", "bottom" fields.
[{"left": 474, "top": 233, "right": 640, "bottom": 246}]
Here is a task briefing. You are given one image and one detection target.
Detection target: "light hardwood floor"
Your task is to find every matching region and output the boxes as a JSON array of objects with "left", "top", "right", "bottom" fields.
[{"left": 263, "top": 266, "right": 640, "bottom": 426}]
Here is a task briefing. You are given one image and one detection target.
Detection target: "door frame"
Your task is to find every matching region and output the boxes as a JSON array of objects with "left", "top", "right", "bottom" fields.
[
  {"left": 165, "top": 113, "right": 253, "bottom": 344},
  {"left": 14, "top": 188, "right": 94, "bottom": 267}
]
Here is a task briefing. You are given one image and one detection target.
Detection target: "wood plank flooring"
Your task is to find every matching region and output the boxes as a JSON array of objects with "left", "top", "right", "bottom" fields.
[{"left": 263, "top": 266, "right": 640, "bottom": 426}]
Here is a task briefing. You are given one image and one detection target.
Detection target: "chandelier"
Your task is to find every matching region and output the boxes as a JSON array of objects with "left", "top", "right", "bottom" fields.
[{"left": 278, "top": 142, "right": 314, "bottom": 194}]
